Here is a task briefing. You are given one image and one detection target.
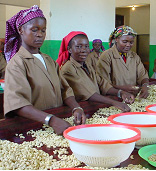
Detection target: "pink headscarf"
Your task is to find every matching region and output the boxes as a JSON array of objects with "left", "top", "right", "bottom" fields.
[
  {"left": 56, "top": 31, "right": 88, "bottom": 67},
  {"left": 4, "top": 5, "right": 45, "bottom": 63}
]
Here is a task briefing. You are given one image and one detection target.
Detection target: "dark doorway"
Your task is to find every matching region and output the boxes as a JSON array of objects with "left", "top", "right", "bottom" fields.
[{"left": 115, "top": 15, "right": 124, "bottom": 27}]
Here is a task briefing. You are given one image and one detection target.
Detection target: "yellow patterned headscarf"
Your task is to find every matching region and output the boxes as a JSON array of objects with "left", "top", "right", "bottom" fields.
[{"left": 109, "top": 25, "right": 137, "bottom": 48}]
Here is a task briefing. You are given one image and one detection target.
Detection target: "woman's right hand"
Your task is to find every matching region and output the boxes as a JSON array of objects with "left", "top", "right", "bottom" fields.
[
  {"left": 112, "top": 101, "right": 131, "bottom": 112},
  {"left": 119, "top": 85, "right": 140, "bottom": 96},
  {"left": 50, "top": 116, "right": 71, "bottom": 135}
]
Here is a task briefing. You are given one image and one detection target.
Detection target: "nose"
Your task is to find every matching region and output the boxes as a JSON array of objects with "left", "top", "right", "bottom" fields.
[
  {"left": 126, "top": 42, "right": 131, "bottom": 47},
  {"left": 36, "top": 30, "right": 43, "bottom": 37}
]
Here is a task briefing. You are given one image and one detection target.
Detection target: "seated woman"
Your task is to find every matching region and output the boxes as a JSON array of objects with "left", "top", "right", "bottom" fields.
[
  {"left": 57, "top": 31, "right": 135, "bottom": 112},
  {"left": 0, "top": 38, "right": 7, "bottom": 78},
  {"left": 96, "top": 25, "right": 149, "bottom": 98},
  {"left": 4, "top": 5, "right": 86, "bottom": 135},
  {"left": 86, "top": 39, "right": 105, "bottom": 70}
]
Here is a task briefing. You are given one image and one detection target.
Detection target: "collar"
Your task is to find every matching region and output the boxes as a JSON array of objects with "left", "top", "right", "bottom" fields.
[
  {"left": 119, "top": 52, "right": 127, "bottom": 57},
  {"left": 70, "top": 57, "right": 84, "bottom": 68},
  {"left": 18, "top": 46, "right": 49, "bottom": 59}
]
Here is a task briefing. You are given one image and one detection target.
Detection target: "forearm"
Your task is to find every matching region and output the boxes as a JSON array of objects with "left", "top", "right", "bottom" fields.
[
  {"left": 15, "top": 105, "right": 48, "bottom": 124},
  {"left": 141, "top": 78, "right": 149, "bottom": 86},
  {"left": 88, "top": 92, "right": 116, "bottom": 106},
  {"left": 106, "top": 87, "right": 118, "bottom": 96},
  {"left": 64, "top": 96, "right": 81, "bottom": 109}
]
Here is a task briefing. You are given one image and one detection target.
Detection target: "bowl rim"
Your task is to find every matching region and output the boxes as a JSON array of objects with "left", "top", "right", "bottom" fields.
[
  {"left": 108, "top": 112, "right": 156, "bottom": 127},
  {"left": 63, "top": 124, "right": 140, "bottom": 144},
  {"left": 146, "top": 104, "right": 156, "bottom": 113}
]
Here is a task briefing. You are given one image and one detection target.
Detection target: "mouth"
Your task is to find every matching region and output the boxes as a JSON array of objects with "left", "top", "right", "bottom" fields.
[{"left": 35, "top": 40, "right": 43, "bottom": 44}]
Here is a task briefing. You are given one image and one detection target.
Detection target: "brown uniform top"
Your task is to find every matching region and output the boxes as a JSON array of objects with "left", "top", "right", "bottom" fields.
[
  {"left": 86, "top": 50, "right": 102, "bottom": 71},
  {"left": 0, "top": 53, "right": 7, "bottom": 74},
  {"left": 4, "top": 46, "right": 74, "bottom": 116},
  {"left": 96, "top": 44, "right": 149, "bottom": 86},
  {"left": 61, "top": 57, "right": 113, "bottom": 101}
]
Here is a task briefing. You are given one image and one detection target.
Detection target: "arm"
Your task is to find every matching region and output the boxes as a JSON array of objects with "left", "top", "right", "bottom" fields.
[
  {"left": 96, "top": 52, "right": 112, "bottom": 83},
  {"left": 139, "top": 78, "right": 149, "bottom": 98},
  {"left": 64, "top": 96, "right": 86, "bottom": 125},
  {"left": 15, "top": 105, "right": 71, "bottom": 135},
  {"left": 88, "top": 92, "right": 131, "bottom": 112}
]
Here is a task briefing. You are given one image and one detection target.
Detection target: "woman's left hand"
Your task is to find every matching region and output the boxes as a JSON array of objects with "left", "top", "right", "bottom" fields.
[
  {"left": 121, "top": 91, "right": 135, "bottom": 104},
  {"left": 73, "top": 109, "right": 86, "bottom": 125},
  {"left": 139, "top": 86, "right": 149, "bottom": 99}
]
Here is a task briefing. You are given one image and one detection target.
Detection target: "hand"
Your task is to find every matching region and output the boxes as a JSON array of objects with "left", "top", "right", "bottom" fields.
[
  {"left": 119, "top": 85, "right": 140, "bottom": 96},
  {"left": 49, "top": 116, "right": 71, "bottom": 135},
  {"left": 139, "top": 85, "right": 149, "bottom": 99},
  {"left": 73, "top": 109, "right": 86, "bottom": 125},
  {"left": 121, "top": 91, "right": 135, "bottom": 104},
  {"left": 112, "top": 101, "right": 131, "bottom": 112}
]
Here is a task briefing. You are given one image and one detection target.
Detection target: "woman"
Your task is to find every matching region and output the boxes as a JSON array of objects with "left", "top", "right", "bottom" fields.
[
  {"left": 58, "top": 31, "right": 135, "bottom": 112},
  {"left": 96, "top": 25, "right": 149, "bottom": 98},
  {"left": 86, "top": 39, "right": 105, "bottom": 70},
  {"left": 4, "top": 5, "right": 86, "bottom": 135}
]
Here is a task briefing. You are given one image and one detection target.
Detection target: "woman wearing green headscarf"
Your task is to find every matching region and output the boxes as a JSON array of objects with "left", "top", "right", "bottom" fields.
[{"left": 96, "top": 25, "right": 149, "bottom": 98}]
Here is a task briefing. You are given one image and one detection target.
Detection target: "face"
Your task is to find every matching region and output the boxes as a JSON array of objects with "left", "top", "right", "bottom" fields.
[
  {"left": 116, "top": 35, "right": 135, "bottom": 53},
  {"left": 93, "top": 42, "right": 102, "bottom": 52},
  {"left": 19, "top": 17, "right": 46, "bottom": 53},
  {"left": 68, "top": 36, "right": 90, "bottom": 65}
]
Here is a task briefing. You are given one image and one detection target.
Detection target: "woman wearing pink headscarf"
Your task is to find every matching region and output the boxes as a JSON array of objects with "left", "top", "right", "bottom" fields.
[
  {"left": 4, "top": 5, "right": 86, "bottom": 135},
  {"left": 86, "top": 39, "right": 105, "bottom": 71}
]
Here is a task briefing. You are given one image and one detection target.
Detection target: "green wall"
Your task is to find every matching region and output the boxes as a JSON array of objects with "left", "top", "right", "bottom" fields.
[
  {"left": 149, "top": 45, "right": 156, "bottom": 77},
  {"left": 40, "top": 40, "right": 109, "bottom": 61}
]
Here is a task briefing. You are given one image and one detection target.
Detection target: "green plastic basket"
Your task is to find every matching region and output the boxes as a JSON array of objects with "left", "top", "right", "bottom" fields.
[
  {"left": 0, "top": 85, "right": 3, "bottom": 91},
  {"left": 138, "top": 144, "right": 156, "bottom": 167}
]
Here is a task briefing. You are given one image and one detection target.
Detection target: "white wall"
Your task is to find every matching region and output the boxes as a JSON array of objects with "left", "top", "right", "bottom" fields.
[
  {"left": 41, "top": 0, "right": 115, "bottom": 42},
  {"left": 0, "top": 5, "right": 6, "bottom": 38},
  {"left": 6, "top": 5, "right": 28, "bottom": 21},
  {"left": 129, "top": 5, "right": 150, "bottom": 34}
]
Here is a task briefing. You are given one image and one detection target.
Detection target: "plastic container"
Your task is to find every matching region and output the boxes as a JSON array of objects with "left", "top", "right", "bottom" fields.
[
  {"left": 0, "top": 79, "right": 5, "bottom": 90},
  {"left": 146, "top": 104, "right": 156, "bottom": 113},
  {"left": 63, "top": 124, "right": 140, "bottom": 168},
  {"left": 138, "top": 144, "right": 156, "bottom": 167},
  {"left": 108, "top": 112, "right": 156, "bottom": 148}
]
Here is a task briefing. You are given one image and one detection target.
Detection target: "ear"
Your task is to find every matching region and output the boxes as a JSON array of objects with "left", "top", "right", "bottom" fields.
[
  {"left": 67, "top": 46, "right": 72, "bottom": 54},
  {"left": 18, "top": 26, "right": 23, "bottom": 35}
]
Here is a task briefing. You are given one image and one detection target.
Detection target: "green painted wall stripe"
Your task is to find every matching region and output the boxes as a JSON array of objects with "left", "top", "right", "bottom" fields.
[
  {"left": 149, "top": 45, "right": 156, "bottom": 77},
  {"left": 40, "top": 40, "right": 109, "bottom": 61}
]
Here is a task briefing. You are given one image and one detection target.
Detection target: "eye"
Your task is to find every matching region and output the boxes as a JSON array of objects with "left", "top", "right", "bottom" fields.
[
  {"left": 42, "top": 29, "right": 46, "bottom": 33},
  {"left": 76, "top": 45, "right": 82, "bottom": 49},
  {"left": 32, "top": 28, "right": 38, "bottom": 32}
]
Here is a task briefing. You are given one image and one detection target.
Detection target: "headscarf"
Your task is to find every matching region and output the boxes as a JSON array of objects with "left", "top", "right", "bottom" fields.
[
  {"left": 90, "top": 39, "right": 105, "bottom": 52},
  {"left": 109, "top": 25, "right": 137, "bottom": 48},
  {"left": 56, "top": 31, "right": 88, "bottom": 67},
  {"left": 4, "top": 5, "right": 45, "bottom": 63}
]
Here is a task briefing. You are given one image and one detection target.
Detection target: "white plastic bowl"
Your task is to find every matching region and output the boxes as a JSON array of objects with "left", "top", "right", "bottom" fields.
[
  {"left": 108, "top": 112, "right": 156, "bottom": 149},
  {"left": 63, "top": 124, "right": 140, "bottom": 168},
  {"left": 146, "top": 104, "right": 156, "bottom": 113},
  {"left": 0, "top": 79, "right": 5, "bottom": 90}
]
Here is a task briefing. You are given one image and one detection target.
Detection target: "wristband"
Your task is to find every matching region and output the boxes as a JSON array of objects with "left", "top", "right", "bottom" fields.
[
  {"left": 117, "top": 89, "right": 122, "bottom": 98},
  {"left": 45, "top": 114, "right": 54, "bottom": 126},
  {"left": 72, "top": 107, "right": 83, "bottom": 114},
  {"left": 142, "top": 83, "right": 149, "bottom": 87}
]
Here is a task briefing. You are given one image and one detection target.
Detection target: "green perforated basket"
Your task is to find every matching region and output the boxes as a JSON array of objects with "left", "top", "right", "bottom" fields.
[{"left": 138, "top": 144, "right": 156, "bottom": 167}]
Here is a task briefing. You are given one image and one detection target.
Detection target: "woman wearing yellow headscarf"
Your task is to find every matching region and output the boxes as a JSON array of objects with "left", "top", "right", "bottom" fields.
[{"left": 96, "top": 25, "right": 149, "bottom": 98}]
